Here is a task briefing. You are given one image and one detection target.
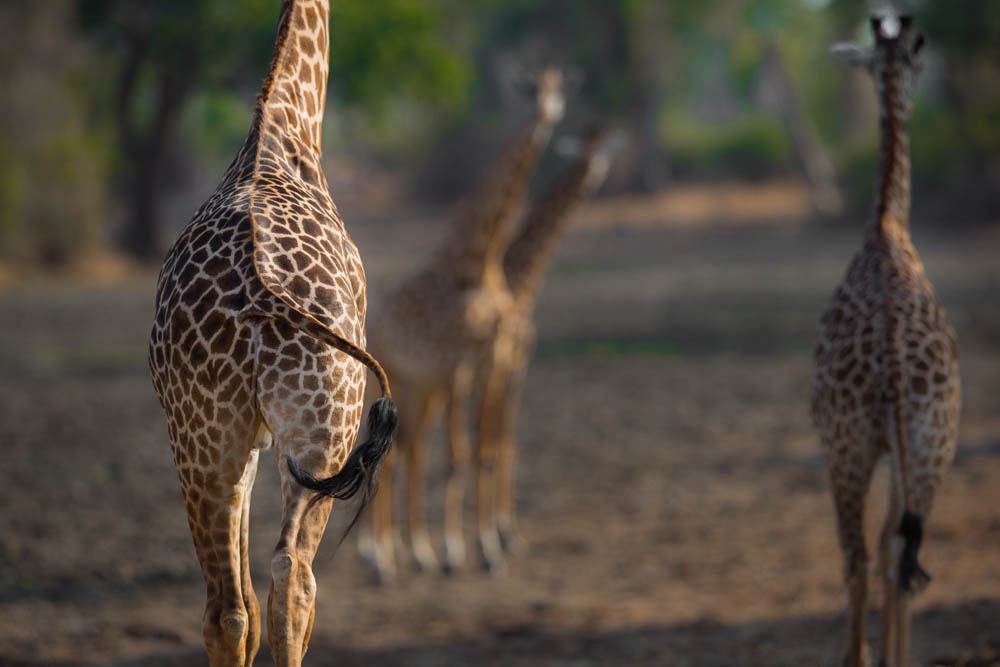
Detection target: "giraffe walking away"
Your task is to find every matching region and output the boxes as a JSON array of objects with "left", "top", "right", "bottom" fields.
[
  {"left": 148, "top": 2, "right": 395, "bottom": 665},
  {"left": 361, "top": 67, "right": 566, "bottom": 581},
  {"left": 469, "top": 126, "right": 619, "bottom": 564},
  {"left": 812, "top": 15, "right": 960, "bottom": 667}
]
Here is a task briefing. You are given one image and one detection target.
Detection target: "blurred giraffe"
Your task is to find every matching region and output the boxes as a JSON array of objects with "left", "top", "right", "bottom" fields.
[
  {"left": 148, "top": 1, "right": 395, "bottom": 664},
  {"left": 363, "top": 67, "right": 566, "bottom": 581},
  {"left": 812, "top": 14, "right": 960, "bottom": 667},
  {"left": 467, "top": 127, "right": 618, "bottom": 569}
]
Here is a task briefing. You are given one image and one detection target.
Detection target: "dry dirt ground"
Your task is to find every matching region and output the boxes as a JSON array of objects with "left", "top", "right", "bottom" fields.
[{"left": 1, "top": 193, "right": 998, "bottom": 666}]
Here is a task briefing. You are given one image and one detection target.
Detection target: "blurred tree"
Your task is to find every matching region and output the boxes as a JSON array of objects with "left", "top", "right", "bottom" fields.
[
  {"left": 76, "top": 0, "right": 469, "bottom": 261},
  {"left": 0, "top": 2, "right": 111, "bottom": 266},
  {"left": 912, "top": 0, "right": 1000, "bottom": 217}
]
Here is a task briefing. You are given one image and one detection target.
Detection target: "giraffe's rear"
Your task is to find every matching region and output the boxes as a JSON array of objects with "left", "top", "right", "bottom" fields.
[{"left": 814, "top": 13, "right": 960, "bottom": 667}]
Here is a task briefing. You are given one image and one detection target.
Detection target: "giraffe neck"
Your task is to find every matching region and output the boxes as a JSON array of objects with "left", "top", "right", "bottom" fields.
[
  {"left": 504, "top": 154, "right": 606, "bottom": 303},
  {"left": 869, "top": 52, "right": 912, "bottom": 245},
  {"left": 433, "top": 116, "right": 555, "bottom": 285},
  {"left": 242, "top": 0, "right": 330, "bottom": 186}
]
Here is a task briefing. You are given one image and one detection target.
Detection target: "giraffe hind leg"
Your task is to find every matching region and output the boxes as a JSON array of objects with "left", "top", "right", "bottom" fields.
[
  {"left": 825, "top": 435, "right": 879, "bottom": 667},
  {"left": 443, "top": 365, "right": 474, "bottom": 574},
  {"left": 267, "top": 460, "right": 335, "bottom": 667},
  {"left": 878, "top": 471, "right": 901, "bottom": 667},
  {"left": 174, "top": 443, "right": 257, "bottom": 667}
]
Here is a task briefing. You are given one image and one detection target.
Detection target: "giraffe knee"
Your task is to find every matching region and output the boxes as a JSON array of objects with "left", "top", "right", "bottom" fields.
[
  {"left": 271, "top": 548, "right": 316, "bottom": 609},
  {"left": 220, "top": 610, "right": 248, "bottom": 640},
  {"left": 203, "top": 599, "right": 248, "bottom": 655},
  {"left": 271, "top": 548, "right": 296, "bottom": 584}
]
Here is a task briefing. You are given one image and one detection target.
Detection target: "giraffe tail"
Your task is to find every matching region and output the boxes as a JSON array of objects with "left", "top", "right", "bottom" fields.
[
  {"left": 883, "top": 301, "right": 930, "bottom": 595},
  {"left": 287, "top": 396, "right": 397, "bottom": 533},
  {"left": 280, "top": 318, "right": 397, "bottom": 537},
  {"left": 897, "top": 510, "right": 930, "bottom": 594}
]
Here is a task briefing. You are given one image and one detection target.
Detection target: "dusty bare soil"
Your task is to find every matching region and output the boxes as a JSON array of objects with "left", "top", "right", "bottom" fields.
[{"left": 1, "top": 197, "right": 998, "bottom": 666}]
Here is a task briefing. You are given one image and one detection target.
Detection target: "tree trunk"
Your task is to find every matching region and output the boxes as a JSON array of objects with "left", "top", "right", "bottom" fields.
[
  {"left": 120, "top": 71, "right": 189, "bottom": 261},
  {"left": 758, "top": 41, "right": 843, "bottom": 217},
  {"left": 607, "top": 0, "right": 669, "bottom": 194}
]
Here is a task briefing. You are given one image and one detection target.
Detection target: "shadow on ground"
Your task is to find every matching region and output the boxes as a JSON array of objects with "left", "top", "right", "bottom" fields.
[{"left": 9, "top": 598, "right": 997, "bottom": 667}]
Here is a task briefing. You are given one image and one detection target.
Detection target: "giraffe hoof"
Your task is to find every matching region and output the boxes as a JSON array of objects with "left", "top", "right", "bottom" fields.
[
  {"left": 368, "top": 564, "right": 396, "bottom": 587},
  {"left": 842, "top": 645, "right": 872, "bottom": 667},
  {"left": 486, "top": 558, "right": 508, "bottom": 576},
  {"left": 480, "top": 552, "right": 508, "bottom": 576},
  {"left": 498, "top": 527, "right": 525, "bottom": 555},
  {"left": 411, "top": 548, "right": 439, "bottom": 574}
]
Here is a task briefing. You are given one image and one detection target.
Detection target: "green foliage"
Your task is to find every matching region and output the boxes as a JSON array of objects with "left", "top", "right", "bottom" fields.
[
  {"left": 0, "top": 1, "right": 110, "bottom": 264},
  {"left": 663, "top": 109, "right": 792, "bottom": 178},
  {"left": 332, "top": 0, "right": 470, "bottom": 117},
  {"left": 5, "top": 0, "right": 1000, "bottom": 267}
]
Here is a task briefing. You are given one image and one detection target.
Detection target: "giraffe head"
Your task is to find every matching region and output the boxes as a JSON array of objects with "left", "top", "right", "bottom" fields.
[
  {"left": 831, "top": 13, "right": 926, "bottom": 118},
  {"left": 535, "top": 66, "right": 566, "bottom": 124},
  {"left": 511, "top": 66, "right": 567, "bottom": 125}
]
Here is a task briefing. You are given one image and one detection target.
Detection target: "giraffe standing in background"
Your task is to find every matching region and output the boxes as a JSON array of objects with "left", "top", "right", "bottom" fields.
[
  {"left": 363, "top": 67, "right": 566, "bottom": 581},
  {"left": 469, "top": 127, "right": 618, "bottom": 565},
  {"left": 812, "top": 15, "right": 960, "bottom": 667},
  {"left": 148, "top": 1, "right": 395, "bottom": 665}
]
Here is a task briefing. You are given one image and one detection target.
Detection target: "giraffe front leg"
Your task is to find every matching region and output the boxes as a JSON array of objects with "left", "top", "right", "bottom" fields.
[
  {"left": 494, "top": 362, "right": 527, "bottom": 556},
  {"left": 495, "top": 433, "right": 523, "bottom": 556},
  {"left": 366, "top": 448, "right": 398, "bottom": 584},
  {"left": 402, "top": 388, "right": 443, "bottom": 573},
  {"left": 473, "top": 351, "right": 512, "bottom": 575},
  {"left": 443, "top": 364, "right": 474, "bottom": 574}
]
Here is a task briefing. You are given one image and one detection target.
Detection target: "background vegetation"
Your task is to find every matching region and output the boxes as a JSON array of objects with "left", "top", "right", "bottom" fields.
[{"left": 0, "top": 0, "right": 997, "bottom": 265}]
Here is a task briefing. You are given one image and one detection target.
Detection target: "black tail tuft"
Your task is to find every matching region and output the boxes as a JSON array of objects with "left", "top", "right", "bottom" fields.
[
  {"left": 287, "top": 397, "right": 397, "bottom": 537},
  {"left": 898, "top": 511, "right": 931, "bottom": 594}
]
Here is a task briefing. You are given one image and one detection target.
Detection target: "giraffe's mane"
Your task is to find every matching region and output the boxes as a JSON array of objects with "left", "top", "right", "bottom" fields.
[{"left": 252, "top": 0, "right": 295, "bottom": 132}]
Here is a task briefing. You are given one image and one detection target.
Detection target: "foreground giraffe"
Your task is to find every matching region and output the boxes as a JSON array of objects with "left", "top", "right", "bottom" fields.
[
  {"left": 812, "top": 15, "right": 960, "bottom": 667},
  {"left": 470, "top": 127, "right": 618, "bottom": 563},
  {"left": 363, "top": 68, "right": 566, "bottom": 580},
  {"left": 148, "top": 1, "right": 395, "bottom": 664}
]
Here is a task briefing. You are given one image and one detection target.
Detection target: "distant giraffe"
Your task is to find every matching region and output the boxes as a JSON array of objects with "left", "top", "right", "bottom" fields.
[
  {"left": 470, "top": 127, "right": 617, "bottom": 562},
  {"left": 363, "top": 67, "right": 566, "bottom": 581},
  {"left": 812, "top": 15, "right": 960, "bottom": 667},
  {"left": 148, "top": 1, "right": 395, "bottom": 665}
]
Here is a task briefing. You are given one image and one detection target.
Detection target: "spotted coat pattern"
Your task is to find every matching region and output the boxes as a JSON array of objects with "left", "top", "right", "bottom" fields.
[
  {"left": 811, "top": 16, "right": 960, "bottom": 667},
  {"left": 148, "top": 2, "right": 388, "bottom": 665}
]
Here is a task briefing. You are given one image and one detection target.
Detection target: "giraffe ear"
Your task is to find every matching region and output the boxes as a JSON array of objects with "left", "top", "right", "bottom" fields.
[
  {"left": 830, "top": 42, "right": 873, "bottom": 69},
  {"left": 912, "top": 31, "right": 926, "bottom": 56}
]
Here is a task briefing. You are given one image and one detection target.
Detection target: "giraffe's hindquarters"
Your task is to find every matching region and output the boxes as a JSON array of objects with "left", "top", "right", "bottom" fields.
[
  {"left": 251, "top": 317, "right": 372, "bottom": 664},
  {"left": 150, "top": 310, "right": 263, "bottom": 667}
]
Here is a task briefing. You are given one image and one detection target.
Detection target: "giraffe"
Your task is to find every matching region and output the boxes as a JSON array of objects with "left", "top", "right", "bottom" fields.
[
  {"left": 362, "top": 67, "right": 566, "bottom": 581},
  {"left": 812, "top": 15, "right": 960, "bottom": 667},
  {"left": 148, "top": 2, "right": 396, "bottom": 665},
  {"left": 469, "top": 126, "right": 618, "bottom": 564}
]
